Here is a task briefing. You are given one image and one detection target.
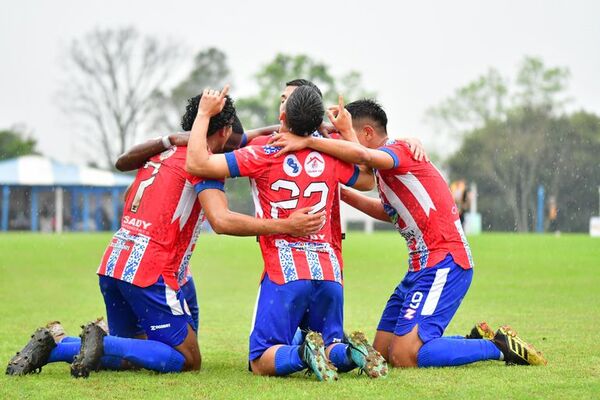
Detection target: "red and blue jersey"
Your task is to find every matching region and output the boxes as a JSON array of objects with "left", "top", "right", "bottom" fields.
[
  {"left": 225, "top": 144, "right": 359, "bottom": 285},
  {"left": 377, "top": 140, "right": 474, "bottom": 272},
  {"left": 97, "top": 146, "right": 224, "bottom": 289}
]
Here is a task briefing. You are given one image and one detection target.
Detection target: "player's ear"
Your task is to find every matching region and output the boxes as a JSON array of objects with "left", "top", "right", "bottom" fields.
[{"left": 364, "top": 125, "right": 376, "bottom": 142}]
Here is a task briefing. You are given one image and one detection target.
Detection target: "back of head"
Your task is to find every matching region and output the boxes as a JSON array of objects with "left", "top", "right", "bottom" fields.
[
  {"left": 345, "top": 99, "right": 388, "bottom": 135},
  {"left": 180, "top": 94, "right": 236, "bottom": 136},
  {"left": 285, "top": 86, "right": 324, "bottom": 137},
  {"left": 286, "top": 79, "right": 323, "bottom": 98}
]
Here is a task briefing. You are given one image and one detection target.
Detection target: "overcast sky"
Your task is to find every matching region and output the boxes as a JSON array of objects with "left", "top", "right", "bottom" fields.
[{"left": 1, "top": 0, "right": 599, "bottom": 165}]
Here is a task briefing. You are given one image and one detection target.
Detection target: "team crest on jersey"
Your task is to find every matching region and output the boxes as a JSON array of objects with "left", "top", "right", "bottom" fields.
[
  {"left": 304, "top": 151, "right": 325, "bottom": 177},
  {"left": 283, "top": 155, "right": 302, "bottom": 177}
]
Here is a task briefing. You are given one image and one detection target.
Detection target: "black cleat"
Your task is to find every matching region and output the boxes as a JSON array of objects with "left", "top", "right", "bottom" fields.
[
  {"left": 6, "top": 328, "right": 56, "bottom": 375},
  {"left": 466, "top": 321, "right": 495, "bottom": 340},
  {"left": 493, "top": 325, "right": 547, "bottom": 366},
  {"left": 70, "top": 322, "right": 107, "bottom": 378}
]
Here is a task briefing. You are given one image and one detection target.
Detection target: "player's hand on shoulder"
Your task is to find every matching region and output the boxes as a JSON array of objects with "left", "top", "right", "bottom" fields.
[
  {"left": 401, "top": 137, "right": 429, "bottom": 162},
  {"left": 198, "top": 84, "right": 230, "bottom": 117},
  {"left": 268, "top": 132, "right": 310, "bottom": 157},
  {"left": 285, "top": 207, "right": 326, "bottom": 236},
  {"left": 327, "top": 95, "right": 358, "bottom": 143}
]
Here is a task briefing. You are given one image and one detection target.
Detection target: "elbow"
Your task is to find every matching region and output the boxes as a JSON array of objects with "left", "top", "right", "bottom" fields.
[
  {"left": 185, "top": 159, "right": 203, "bottom": 176},
  {"left": 114, "top": 156, "right": 128, "bottom": 172},
  {"left": 206, "top": 212, "right": 228, "bottom": 235}
]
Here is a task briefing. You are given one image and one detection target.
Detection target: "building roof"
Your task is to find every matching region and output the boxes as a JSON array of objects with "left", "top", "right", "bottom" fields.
[{"left": 0, "top": 155, "right": 133, "bottom": 187}]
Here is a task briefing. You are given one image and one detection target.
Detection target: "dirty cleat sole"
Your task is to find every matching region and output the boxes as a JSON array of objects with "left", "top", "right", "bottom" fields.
[
  {"left": 70, "top": 322, "right": 107, "bottom": 378},
  {"left": 301, "top": 331, "right": 338, "bottom": 382},
  {"left": 6, "top": 328, "right": 56, "bottom": 375},
  {"left": 347, "top": 331, "right": 388, "bottom": 378}
]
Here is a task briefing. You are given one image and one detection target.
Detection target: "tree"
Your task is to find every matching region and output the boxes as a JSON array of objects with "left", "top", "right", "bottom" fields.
[
  {"left": 0, "top": 127, "right": 38, "bottom": 160},
  {"left": 61, "top": 27, "right": 181, "bottom": 168},
  {"left": 236, "top": 53, "right": 375, "bottom": 128},
  {"left": 153, "top": 47, "right": 232, "bottom": 132}
]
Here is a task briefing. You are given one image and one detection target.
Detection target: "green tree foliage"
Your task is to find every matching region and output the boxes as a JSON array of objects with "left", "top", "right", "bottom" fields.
[
  {"left": 0, "top": 128, "right": 37, "bottom": 160},
  {"left": 154, "top": 48, "right": 232, "bottom": 132},
  {"left": 438, "top": 57, "right": 598, "bottom": 232},
  {"left": 236, "top": 53, "right": 375, "bottom": 128}
]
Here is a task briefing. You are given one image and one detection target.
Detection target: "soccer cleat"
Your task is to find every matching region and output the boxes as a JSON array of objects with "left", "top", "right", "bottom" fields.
[
  {"left": 300, "top": 331, "right": 338, "bottom": 382},
  {"left": 465, "top": 321, "right": 495, "bottom": 340},
  {"left": 94, "top": 317, "right": 109, "bottom": 335},
  {"left": 70, "top": 321, "right": 107, "bottom": 378},
  {"left": 492, "top": 325, "right": 547, "bottom": 366},
  {"left": 6, "top": 328, "right": 56, "bottom": 375},
  {"left": 45, "top": 321, "right": 67, "bottom": 343},
  {"left": 347, "top": 331, "right": 388, "bottom": 378}
]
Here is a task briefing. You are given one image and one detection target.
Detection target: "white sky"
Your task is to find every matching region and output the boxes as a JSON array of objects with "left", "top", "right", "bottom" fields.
[{"left": 1, "top": 0, "right": 599, "bottom": 164}]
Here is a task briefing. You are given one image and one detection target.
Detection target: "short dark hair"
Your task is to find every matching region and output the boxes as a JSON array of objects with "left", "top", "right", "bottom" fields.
[
  {"left": 231, "top": 114, "right": 244, "bottom": 135},
  {"left": 345, "top": 99, "right": 387, "bottom": 134},
  {"left": 286, "top": 79, "right": 323, "bottom": 98},
  {"left": 285, "top": 86, "right": 324, "bottom": 137},
  {"left": 180, "top": 94, "right": 236, "bottom": 136}
]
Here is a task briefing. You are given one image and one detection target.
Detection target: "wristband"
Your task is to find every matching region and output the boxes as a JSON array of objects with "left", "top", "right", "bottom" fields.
[{"left": 161, "top": 135, "right": 172, "bottom": 149}]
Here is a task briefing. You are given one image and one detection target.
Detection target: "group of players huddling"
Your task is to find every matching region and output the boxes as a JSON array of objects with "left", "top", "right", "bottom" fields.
[{"left": 7, "top": 79, "right": 546, "bottom": 381}]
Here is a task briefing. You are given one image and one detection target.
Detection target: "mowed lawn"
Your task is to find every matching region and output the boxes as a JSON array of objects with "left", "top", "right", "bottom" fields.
[{"left": 1, "top": 232, "right": 599, "bottom": 399}]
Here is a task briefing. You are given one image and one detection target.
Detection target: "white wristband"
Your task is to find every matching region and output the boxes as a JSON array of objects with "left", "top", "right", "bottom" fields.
[{"left": 161, "top": 135, "right": 172, "bottom": 149}]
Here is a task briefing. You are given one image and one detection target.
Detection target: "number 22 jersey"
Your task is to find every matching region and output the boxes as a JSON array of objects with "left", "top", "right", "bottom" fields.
[{"left": 225, "top": 144, "right": 360, "bottom": 285}]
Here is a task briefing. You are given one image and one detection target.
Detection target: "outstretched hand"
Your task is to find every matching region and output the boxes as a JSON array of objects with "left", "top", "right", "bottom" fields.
[
  {"left": 268, "top": 132, "right": 310, "bottom": 157},
  {"left": 198, "top": 85, "right": 230, "bottom": 117},
  {"left": 286, "top": 207, "right": 326, "bottom": 237},
  {"left": 326, "top": 95, "right": 358, "bottom": 142}
]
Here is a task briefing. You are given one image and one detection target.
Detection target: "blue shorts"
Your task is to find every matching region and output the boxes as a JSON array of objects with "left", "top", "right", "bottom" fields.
[
  {"left": 180, "top": 278, "right": 199, "bottom": 333},
  {"left": 99, "top": 275, "right": 194, "bottom": 347},
  {"left": 377, "top": 255, "right": 473, "bottom": 343},
  {"left": 249, "top": 275, "right": 344, "bottom": 361}
]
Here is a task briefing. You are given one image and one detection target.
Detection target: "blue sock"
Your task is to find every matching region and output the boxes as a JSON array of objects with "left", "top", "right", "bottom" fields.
[
  {"left": 328, "top": 344, "right": 357, "bottom": 372},
  {"left": 103, "top": 336, "right": 185, "bottom": 373},
  {"left": 444, "top": 335, "right": 466, "bottom": 339},
  {"left": 417, "top": 338, "right": 501, "bottom": 367},
  {"left": 47, "top": 339, "right": 80, "bottom": 363},
  {"left": 274, "top": 345, "right": 306, "bottom": 375},
  {"left": 61, "top": 336, "right": 81, "bottom": 343},
  {"left": 100, "top": 355, "right": 125, "bottom": 370}
]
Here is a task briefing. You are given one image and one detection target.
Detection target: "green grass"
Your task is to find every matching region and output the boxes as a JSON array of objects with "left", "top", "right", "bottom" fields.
[{"left": 1, "top": 232, "right": 599, "bottom": 399}]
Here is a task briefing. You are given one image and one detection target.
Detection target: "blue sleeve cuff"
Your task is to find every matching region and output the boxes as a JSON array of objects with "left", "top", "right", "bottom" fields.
[
  {"left": 345, "top": 165, "right": 360, "bottom": 187},
  {"left": 379, "top": 147, "right": 400, "bottom": 169},
  {"left": 194, "top": 180, "right": 225, "bottom": 194},
  {"left": 240, "top": 133, "right": 248, "bottom": 147},
  {"left": 224, "top": 152, "right": 241, "bottom": 177}
]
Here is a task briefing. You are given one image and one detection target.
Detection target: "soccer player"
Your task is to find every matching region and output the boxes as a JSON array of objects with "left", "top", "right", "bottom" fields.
[
  {"left": 269, "top": 96, "right": 547, "bottom": 368},
  {"left": 185, "top": 84, "right": 386, "bottom": 381},
  {"left": 6, "top": 93, "right": 324, "bottom": 377}
]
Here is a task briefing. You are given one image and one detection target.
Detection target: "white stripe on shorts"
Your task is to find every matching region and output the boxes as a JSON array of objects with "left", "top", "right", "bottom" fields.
[
  {"left": 249, "top": 283, "right": 262, "bottom": 334},
  {"left": 421, "top": 267, "right": 450, "bottom": 316},
  {"left": 165, "top": 285, "right": 184, "bottom": 316}
]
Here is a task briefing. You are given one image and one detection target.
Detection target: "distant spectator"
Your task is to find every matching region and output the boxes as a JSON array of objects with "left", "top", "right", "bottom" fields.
[{"left": 548, "top": 196, "right": 559, "bottom": 233}]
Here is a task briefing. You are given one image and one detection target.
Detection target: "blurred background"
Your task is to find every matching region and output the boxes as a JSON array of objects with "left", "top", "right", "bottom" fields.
[{"left": 1, "top": 0, "right": 599, "bottom": 234}]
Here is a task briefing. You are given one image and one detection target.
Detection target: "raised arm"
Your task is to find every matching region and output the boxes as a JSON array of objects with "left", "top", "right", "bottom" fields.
[
  {"left": 115, "top": 133, "right": 190, "bottom": 171},
  {"left": 198, "top": 189, "right": 325, "bottom": 236},
  {"left": 243, "top": 124, "right": 280, "bottom": 145},
  {"left": 340, "top": 187, "right": 390, "bottom": 222},
  {"left": 185, "top": 86, "right": 233, "bottom": 179}
]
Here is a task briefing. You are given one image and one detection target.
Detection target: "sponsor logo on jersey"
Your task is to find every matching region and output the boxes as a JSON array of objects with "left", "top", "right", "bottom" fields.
[
  {"left": 283, "top": 155, "right": 302, "bottom": 177},
  {"left": 123, "top": 216, "right": 152, "bottom": 230},
  {"left": 304, "top": 151, "right": 325, "bottom": 177},
  {"left": 150, "top": 323, "right": 171, "bottom": 331}
]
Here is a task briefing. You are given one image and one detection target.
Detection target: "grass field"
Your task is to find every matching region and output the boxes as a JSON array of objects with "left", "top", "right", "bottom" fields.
[{"left": 1, "top": 232, "right": 599, "bottom": 399}]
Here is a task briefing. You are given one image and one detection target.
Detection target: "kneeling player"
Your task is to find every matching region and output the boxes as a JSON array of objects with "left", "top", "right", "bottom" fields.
[{"left": 186, "top": 84, "right": 386, "bottom": 381}]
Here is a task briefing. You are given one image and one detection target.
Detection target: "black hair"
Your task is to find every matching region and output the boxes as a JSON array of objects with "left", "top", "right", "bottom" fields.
[
  {"left": 286, "top": 79, "right": 323, "bottom": 98},
  {"left": 231, "top": 114, "right": 244, "bottom": 135},
  {"left": 285, "top": 86, "right": 324, "bottom": 137},
  {"left": 345, "top": 99, "right": 388, "bottom": 134},
  {"left": 180, "top": 94, "right": 236, "bottom": 136}
]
